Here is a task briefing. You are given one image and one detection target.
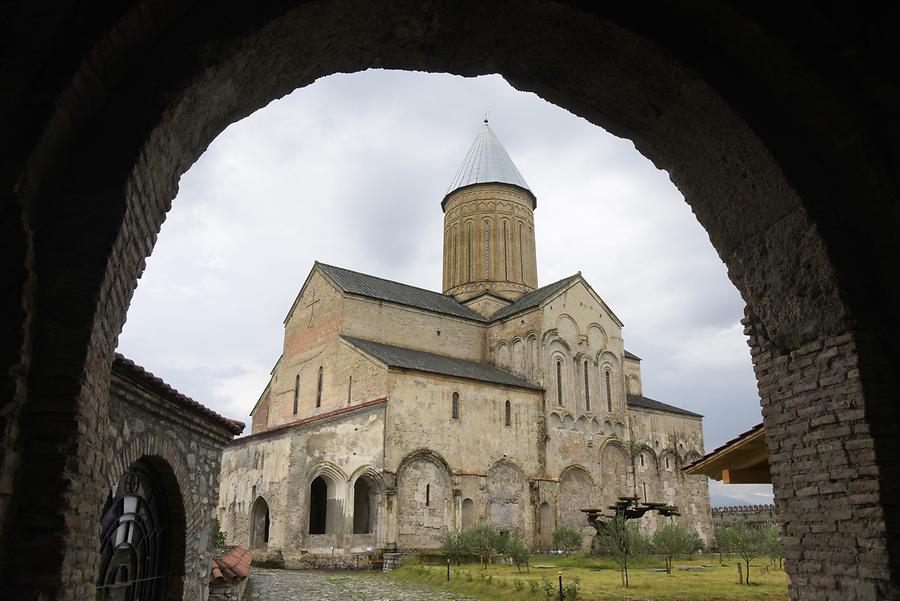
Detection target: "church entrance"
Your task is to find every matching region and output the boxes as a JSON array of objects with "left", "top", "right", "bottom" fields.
[
  {"left": 352, "top": 478, "right": 375, "bottom": 535},
  {"left": 250, "top": 497, "right": 270, "bottom": 549},
  {"left": 309, "top": 477, "right": 328, "bottom": 535}
]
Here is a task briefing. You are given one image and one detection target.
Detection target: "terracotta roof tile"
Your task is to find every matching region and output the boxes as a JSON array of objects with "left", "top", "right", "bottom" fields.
[{"left": 210, "top": 546, "right": 252, "bottom": 583}]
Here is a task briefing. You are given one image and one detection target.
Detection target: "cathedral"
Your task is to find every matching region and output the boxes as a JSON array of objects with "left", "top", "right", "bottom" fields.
[{"left": 217, "top": 121, "right": 712, "bottom": 562}]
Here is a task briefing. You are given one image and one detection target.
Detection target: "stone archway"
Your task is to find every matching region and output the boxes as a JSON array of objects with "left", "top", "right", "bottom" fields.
[
  {"left": 250, "top": 497, "right": 270, "bottom": 549},
  {"left": 3, "top": 4, "right": 900, "bottom": 599}
]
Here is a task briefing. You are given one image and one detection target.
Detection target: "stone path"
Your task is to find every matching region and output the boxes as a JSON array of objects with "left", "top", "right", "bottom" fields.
[{"left": 247, "top": 568, "right": 480, "bottom": 601}]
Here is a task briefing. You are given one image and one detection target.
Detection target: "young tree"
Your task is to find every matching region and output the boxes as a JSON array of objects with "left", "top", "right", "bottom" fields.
[
  {"left": 553, "top": 526, "right": 583, "bottom": 556},
  {"left": 464, "top": 523, "right": 500, "bottom": 568},
  {"left": 505, "top": 535, "right": 530, "bottom": 573},
  {"left": 440, "top": 528, "right": 469, "bottom": 566},
  {"left": 650, "top": 522, "right": 702, "bottom": 574},
  {"left": 763, "top": 523, "right": 783, "bottom": 569},
  {"left": 716, "top": 523, "right": 768, "bottom": 584},
  {"left": 593, "top": 514, "right": 647, "bottom": 587}
]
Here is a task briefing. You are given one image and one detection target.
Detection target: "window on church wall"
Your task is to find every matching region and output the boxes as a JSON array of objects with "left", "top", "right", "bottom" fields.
[
  {"left": 642, "top": 482, "right": 648, "bottom": 502},
  {"left": 347, "top": 376, "right": 352, "bottom": 405},
  {"left": 502, "top": 221, "right": 509, "bottom": 281},
  {"left": 293, "top": 374, "right": 300, "bottom": 415},
  {"left": 605, "top": 370, "right": 612, "bottom": 412},
  {"left": 504, "top": 400, "right": 511, "bottom": 426},
  {"left": 451, "top": 392, "right": 459, "bottom": 419},
  {"left": 425, "top": 483, "right": 431, "bottom": 507},
  {"left": 484, "top": 221, "right": 491, "bottom": 279},
  {"left": 316, "top": 366, "right": 323, "bottom": 408},
  {"left": 584, "top": 361, "right": 591, "bottom": 412},
  {"left": 640, "top": 453, "right": 645, "bottom": 467},
  {"left": 466, "top": 222, "right": 473, "bottom": 280},
  {"left": 518, "top": 222, "right": 525, "bottom": 282},
  {"left": 556, "top": 360, "right": 563, "bottom": 406}
]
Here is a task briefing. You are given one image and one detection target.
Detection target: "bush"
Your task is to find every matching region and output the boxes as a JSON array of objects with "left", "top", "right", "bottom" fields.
[
  {"left": 440, "top": 528, "right": 469, "bottom": 566},
  {"left": 463, "top": 523, "right": 502, "bottom": 568},
  {"left": 553, "top": 526, "right": 584, "bottom": 555},
  {"left": 650, "top": 522, "right": 703, "bottom": 574},
  {"left": 529, "top": 579, "right": 541, "bottom": 593},
  {"left": 213, "top": 517, "right": 227, "bottom": 550},
  {"left": 563, "top": 576, "right": 582, "bottom": 600},
  {"left": 513, "top": 578, "right": 525, "bottom": 591},
  {"left": 540, "top": 576, "right": 556, "bottom": 597},
  {"left": 505, "top": 535, "right": 530, "bottom": 573}
]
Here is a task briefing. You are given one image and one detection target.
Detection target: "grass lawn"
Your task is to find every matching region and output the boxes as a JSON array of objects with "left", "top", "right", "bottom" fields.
[{"left": 387, "top": 554, "right": 789, "bottom": 601}]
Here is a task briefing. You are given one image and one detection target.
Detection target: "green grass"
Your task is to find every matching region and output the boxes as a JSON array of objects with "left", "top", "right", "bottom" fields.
[{"left": 388, "top": 554, "right": 789, "bottom": 601}]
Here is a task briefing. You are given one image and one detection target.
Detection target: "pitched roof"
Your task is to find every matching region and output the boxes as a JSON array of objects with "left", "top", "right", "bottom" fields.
[
  {"left": 627, "top": 394, "right": 702, "bottom": 418},
  {"left": 490, "top": 274, "right": 581, "bottom": 321},
  {"left": 318, "top": 262, "right": 482, "bottom": 321},
  {"left": 444, "top": 121, "right": 534, "bottom": 204},
  {"left": 113, "top": 354, "right": 246, "bottom": 435},
  {"left": 210, "top": 546, "right": 251, "bottom": 583},
  {"left": 624, "top": 350, "right": 641, "bottom": 361},
  {"left": 342, "top": 336, "right": 542, "bottom": 390}
]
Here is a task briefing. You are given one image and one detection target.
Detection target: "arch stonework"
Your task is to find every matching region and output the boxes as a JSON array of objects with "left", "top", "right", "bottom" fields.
[{"left": 2, "top": 4, "right": 899, "bottom": 599}]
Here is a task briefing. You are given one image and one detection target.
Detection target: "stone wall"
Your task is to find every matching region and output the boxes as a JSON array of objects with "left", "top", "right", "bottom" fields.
[
  {"left": 712, "top": 505, "right": 777, "bottom": 527},
  {"left": 109, "top": 357, "right": 241, "bottom": 601}
]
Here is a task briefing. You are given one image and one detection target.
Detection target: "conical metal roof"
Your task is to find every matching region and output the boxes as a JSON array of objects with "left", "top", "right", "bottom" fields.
[{"left": 445, "top": 121, "right": 532, "bottom": 200}]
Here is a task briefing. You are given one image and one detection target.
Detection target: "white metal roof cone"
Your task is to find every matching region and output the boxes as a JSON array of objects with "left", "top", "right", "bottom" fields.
[{"left": 445, "top": 120, "right": 531, "bottom": 197}]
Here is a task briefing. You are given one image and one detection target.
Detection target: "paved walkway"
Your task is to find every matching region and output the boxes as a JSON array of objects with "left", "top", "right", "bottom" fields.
[{"left": 247, "top": 568, "right": 480, "bottom": 601}]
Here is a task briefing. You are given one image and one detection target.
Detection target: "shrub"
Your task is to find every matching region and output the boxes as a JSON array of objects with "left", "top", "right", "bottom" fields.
[
  {"left": 497, "top": 577, "right": 507, "bottom": 587},
  {"left": 513, "top": 578, "right": 525, "bottom": 591},
  {"left": 563, "top": 576, "right": 582, "bottom": 600},
  {"left": 463, "top": 570, "right": 473, "bottom": 582},
  {"left": 440, "top": 528, "right": 469, "bottom": 566},
  {"left": 553, "top": 526, "right": 583, "bottom": 555},
  {"left": 529, "top": 579, "right": 541, "bottom": 593},
  {"left": 716, "top": 523, "right": 769, "bottom": 585},
  {"left": 650, "top": 522, "right": 703, "bottom": 574},
  {"left": 463, "top": 522, "right": 502, "bottom": 568},
  {"left": 540, "top": 576, "right": 556, "bottom": 597},
  {"left": 505, "top": 535, "right": 530, "bottom": 573},
  {"left": 213, "top": 517, "right": 227, "bottom": 550}
]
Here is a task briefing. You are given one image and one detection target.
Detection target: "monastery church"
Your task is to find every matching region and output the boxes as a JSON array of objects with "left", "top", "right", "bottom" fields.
[{"left": 217, "top": 121, "right": 712, "bottom": 561}]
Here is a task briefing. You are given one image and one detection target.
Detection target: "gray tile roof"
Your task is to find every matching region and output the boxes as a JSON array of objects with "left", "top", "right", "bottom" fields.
[
  {"left": 624, "top": 350, "right": 641, "bottom": 361},
  {"left": 342, "top": 336, "right": 542, "bottom": 390},
  {"left": 445, "top": 121, "right": 532, "bottom": 200},
  {"left": 318, "top": 263, "right": 483, "bottom": 321},
  {"left": 627, "top": 394, "right": 702, "bottom": 418},
  {"left": 490, "top": 274, "right": 581, "bottom": 321}
]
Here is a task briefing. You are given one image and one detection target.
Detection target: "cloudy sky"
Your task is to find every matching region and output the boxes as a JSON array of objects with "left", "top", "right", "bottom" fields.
[{"left": 117, "top": 70, "right": 771, "bottom": 507}]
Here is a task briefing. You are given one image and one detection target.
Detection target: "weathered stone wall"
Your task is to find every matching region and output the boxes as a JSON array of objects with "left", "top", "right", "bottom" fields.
[
  {"left": 109, "top": 364, "right": 238, "bottom": 601},
  {"left": 219, "top": 400, "right": 387, "bottom": 563},
  {"left": 712, "top": 505, "right": 777, "bottom": 527}
]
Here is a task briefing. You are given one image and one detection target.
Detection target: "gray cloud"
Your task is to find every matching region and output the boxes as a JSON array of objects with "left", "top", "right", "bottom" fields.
[{"left": 118, "top": 70, "right": 769, "bottom": 504}]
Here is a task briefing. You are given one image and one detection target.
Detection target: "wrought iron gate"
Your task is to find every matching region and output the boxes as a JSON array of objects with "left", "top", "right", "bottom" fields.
[{"left": 97, "top": 459, "right": 169, "bottom": 600}]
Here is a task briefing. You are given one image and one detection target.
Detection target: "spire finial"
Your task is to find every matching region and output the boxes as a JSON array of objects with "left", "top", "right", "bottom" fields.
[{"left": 483, "top": 111, "right": 489, "bottom": 125}]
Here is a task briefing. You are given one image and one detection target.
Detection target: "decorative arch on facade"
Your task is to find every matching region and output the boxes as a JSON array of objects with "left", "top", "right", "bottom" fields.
[
  {"left": 558, "top": 465, "right": 595, "bottom": 543},
  {"left": 586, "top": 323, "right": 608, "bottom": 351},
  {"left": 396, "top": 449, "right": 454, "bottom": 548},
  {"left": 349, "top": 466, "right": 383, "bottom": 536},
  {"left": 525, "top": 333, "right": 539, "bottom": 381},
  {"left": 486, "top": 460, "right": 528, "bottom": 534},
  {"left": 547, "top": 342, "right": 572, "bottom": 408},
  {"left": 556, "top": 314, "right": 579, "bottom": 342},
  {"left": 249, "top": 496, "right": 270, "bottom": 549},
  {"left": 615, "top": 421, "right": 626, "bottom": 438},
  {"left": 511, "top": 337, "right": 525, "bottom": 376},
  {"left": 599, "top": 440, "right": 631, "bottom": 506},
  {"left": 603, "top": 419, "right": 614, "bottom": 435},
  {"left": 591, "top": 417, "right": 601, "bottom": 435},
  {"left": 575, "top": 415, "right": 590, "bottom": 434},
  {"left": 548, "top": 412, "right": 563, "bottom": 429},
  {"left": 495, "top": 341, "right": 511, "bottom": 370},
  {"left": 307, "top": 462, "right": 347, "bottom": 536},
  {"left": 562, "top": 414, "right": 575, "bottom": 430},
  {"left": 627, "top": 374, "right": 641, "bottom": 396}
]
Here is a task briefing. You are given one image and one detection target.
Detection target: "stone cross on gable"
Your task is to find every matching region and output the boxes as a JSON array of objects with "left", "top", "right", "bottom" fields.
[{"left": 305, "top": 291, "right": 321, "bottom": 327}]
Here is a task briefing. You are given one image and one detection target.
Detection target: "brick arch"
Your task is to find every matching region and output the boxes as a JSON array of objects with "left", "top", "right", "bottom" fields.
[
  {"left": 104, "top": 452, "right": 188, "bottom": 601},
  {"left": 3, "top": 3, "right": 899, "bottom": 599}
]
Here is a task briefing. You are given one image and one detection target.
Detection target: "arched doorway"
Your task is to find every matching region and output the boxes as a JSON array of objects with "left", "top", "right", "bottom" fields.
[
  {"left": 249, "top": 497, "right": 270, "bottom": 549},
  {"left": 4, "top": 5, "right": 900, "bottom": 599},
  {"left": 97, "top": 458, "right": 178, "bottom": 601},
  {"left": 309, "top": 477, "right": 328, "bottom": 535},
  {"left": 352, "top": 478, "right": 375, "bottom": 535},
  {"left": 461, "top": 498, "right": 475, "bottom": 529}
]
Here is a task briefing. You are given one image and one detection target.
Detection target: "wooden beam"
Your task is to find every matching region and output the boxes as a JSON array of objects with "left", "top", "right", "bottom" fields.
[{"left": 722, "top": 467, "right": 771, "bottom": 484}]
